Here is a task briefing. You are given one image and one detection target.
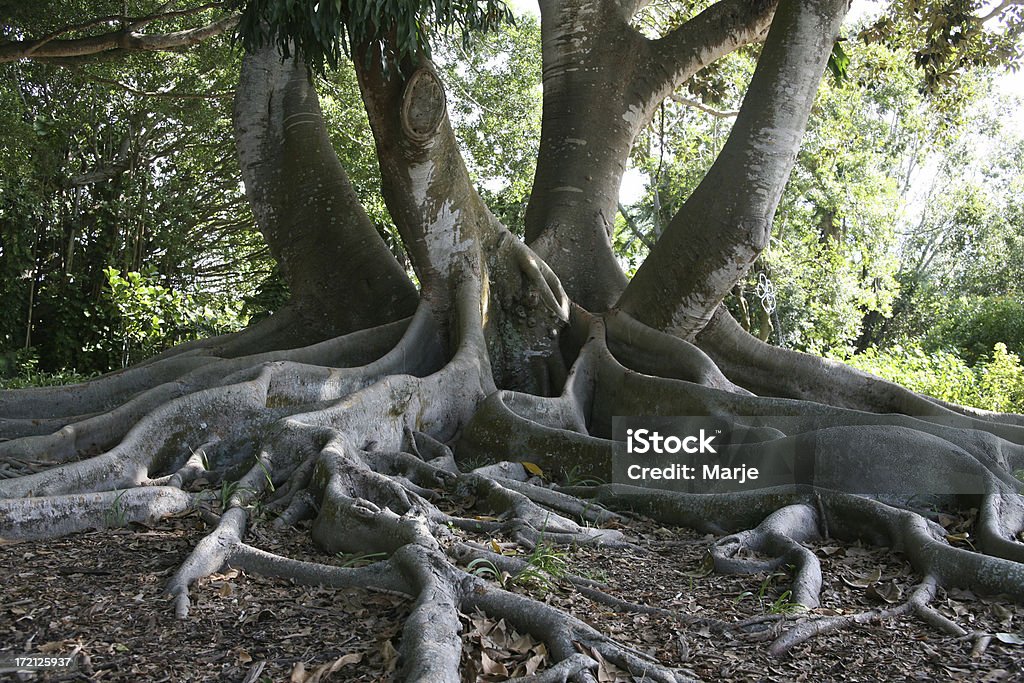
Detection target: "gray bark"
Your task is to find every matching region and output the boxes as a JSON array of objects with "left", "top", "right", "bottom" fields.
[
  {"left": 524, "top": 0, "right": 777, "bottom": 311},
  {"left": 235, "top": 45, "right": 419, "bottom": 338},
  {"left": 4, "top": 3, "right": 1024, "bottom": 680},
  {"left": 618, "top": 0, "right": 849, "bottom": 338}
]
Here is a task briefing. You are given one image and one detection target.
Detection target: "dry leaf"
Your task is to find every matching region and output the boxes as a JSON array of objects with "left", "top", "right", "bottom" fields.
[
  {"left": 481, "top": 650, "right": 508, "bottom": 677},
  {"left": 525, "top": 651, "right": 546, "bottom": 675},
  {"left": 521, "top": 461, "right": 544, "bottom": 477},
  {"left": 681, "top": 551, "right": 714, "bottom": 578},
  {"left": 866, "top": 582, "right": 902, "bottom": 604},
  {"left": 841, "top": 568, "right": 882, "bottom": 588},
  {"left": 297, "top": 652, "right": 365, "bottom": 683},
  {"left": 381, "top": 639, "right": 399, "bottom": 673},
  {"left": 510, "top": 632, "right": 535, "bottom": 653}
]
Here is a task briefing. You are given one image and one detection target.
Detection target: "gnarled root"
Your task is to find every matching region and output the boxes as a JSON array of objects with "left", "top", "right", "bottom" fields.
[{"left": 2, "top": 272, "right": 1024, "bottom": 679}]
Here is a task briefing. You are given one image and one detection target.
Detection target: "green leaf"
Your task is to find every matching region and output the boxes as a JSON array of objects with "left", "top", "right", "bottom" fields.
[{"left": 827, "top": 40, "right": 850, "bottom": 86}]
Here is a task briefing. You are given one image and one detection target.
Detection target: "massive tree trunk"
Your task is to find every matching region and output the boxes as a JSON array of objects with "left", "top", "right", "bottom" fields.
[
  {"left": 3, "top": 0, "right": 1024, "bottom": 680},
  {"left": 524, "top": 0, "right": 777, "bottom": 310},
  {"left": 234, "top": 46, "right": 419, "bottom": 337}
]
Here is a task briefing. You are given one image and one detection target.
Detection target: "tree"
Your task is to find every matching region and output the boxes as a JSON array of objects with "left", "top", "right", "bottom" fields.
[
  {"left": 0, "top": 35, "right": 267, "bottom": 376},
  {"left": 3, "top": 0, "right": 1024, "bottom": 680}
]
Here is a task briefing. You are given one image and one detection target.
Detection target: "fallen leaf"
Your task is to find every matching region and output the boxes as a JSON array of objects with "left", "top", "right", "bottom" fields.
[
  {"left": 682, "top": 551, "right": 715, "bottom": 578},
  {"left": 525, "top": 650, "right": 546, "bottom": 675},
  {"left": 866, "top": 582, "right": 902, "bottom": 604},
  {"left": 841, "top": 568, "right": 881, "bottom": 588},
  {"left": 521, "top": 461, "right": 544, "bottom": 477},
  {"left": 298, "top": 652, "right": 365, "bottom": 683},
  {"left": 481, "top": 649, "right": 508, "bottom": 676},
  {"left": 381, "top": 639, "right": 399, "bottom": 673}
]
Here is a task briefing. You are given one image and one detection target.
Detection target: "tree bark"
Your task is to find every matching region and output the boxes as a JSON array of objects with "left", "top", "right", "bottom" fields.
[
  {"left": 6, "top": 4, "right": 1024, "bottom": 681},
  {"left": 618, "top": 0, "right": 848, "bottom": 338},
  {"left": 234, "top": 45, "right": 418, "bottom": 338},
  {"left": 351, "top": 46, "right": 497, "bottom": 309},
  {"left": 524, "top": 0, "right": 778, "bottom": 311}
]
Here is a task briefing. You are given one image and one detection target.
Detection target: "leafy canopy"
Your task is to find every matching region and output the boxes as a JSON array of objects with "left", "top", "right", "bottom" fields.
[{"left": 233, "top": 0, "right": 514, "bottom": 73}]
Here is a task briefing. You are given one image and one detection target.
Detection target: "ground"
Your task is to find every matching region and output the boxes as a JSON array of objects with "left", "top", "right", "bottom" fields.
[{"left": 2, "top": 504, "right": 1021, "bottom": 682}]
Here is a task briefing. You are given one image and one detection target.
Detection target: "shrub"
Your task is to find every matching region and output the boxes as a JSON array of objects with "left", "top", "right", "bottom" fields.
[{"left": 840, "top": 342, "right": 1024, "bottom": 413}]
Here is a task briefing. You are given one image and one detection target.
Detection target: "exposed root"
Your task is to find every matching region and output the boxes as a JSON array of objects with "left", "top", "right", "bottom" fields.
[
  {"left": 168, "top": 507, "right": 249, "bottom": 618},
  {"left": 505, "top": 653, "right": 592, "bottom": 683},
  {"left": 710, "top": 503, "right": 823, "bottom": 608},
  {"left": 2, "top": 274, "right": 1024, "bottom": 680},
  {"left": 696, "top": 307, "right": 1024, "bottom": 443},
  {"left": 0, "top": 315, "right": 419, "bottom": 478},
  {"left": 0, "top": 486, "right": 195, "bottom": 540},
  {"left": 767, "top": 578, "right": 938, "bottom": 656},
  {"left": 464, "top": 578, "right": 699, "bottom": 682}
]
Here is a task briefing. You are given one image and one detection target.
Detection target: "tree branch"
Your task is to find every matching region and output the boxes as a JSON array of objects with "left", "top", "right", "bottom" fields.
[
  {"left": 619, "top": 0, "right": 849, "bottom": 338},
  {"left": 637, "top": 0, "right": 778, "bottom": 120},
  {"left": 669, "top": 93, "right": 739, "bottom": 118},
  {"left": 0, "top": 11, "right": 238, "bottom": 64},
  {"left": 980, "top": 0, "right": 1024, "bottom": 23},
  {"left": 85, "top": 74, "right": 234, "bottom": 99},
  {"left": 617, "top": 202, "right": 656, "bottom": 250}
]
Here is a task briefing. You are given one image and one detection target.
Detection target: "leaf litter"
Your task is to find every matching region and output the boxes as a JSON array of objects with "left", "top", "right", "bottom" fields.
[{"left": 1, "top": 510, "right": 1022, "bottom": 681}]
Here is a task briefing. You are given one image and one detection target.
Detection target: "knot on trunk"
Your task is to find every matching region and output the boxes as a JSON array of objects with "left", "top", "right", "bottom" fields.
[{"left": 401, "top": 69, "right": 447, "bottom": 143}]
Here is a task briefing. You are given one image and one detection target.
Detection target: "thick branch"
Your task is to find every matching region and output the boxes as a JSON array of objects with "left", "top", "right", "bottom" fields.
[
  {"left": 234, "top": 44, "right": 418, "bottom": 335},
  {"left": 618, "top": 0, "right": 848, "bottom": 338},
  {"left": 524, "top": 0, "right": 776, "bottom": 311},
  {"left": 352, "top": 46, "right": 501, "bottom": 311},
  {"left": 638, "top": 0, "right": 777, "bottom": 121},
  {"left": 522, "top": 0, "right": 648, "bottom": 309},
  {"left": 0, "top": 13, "right": 239, "bottom": 63}
]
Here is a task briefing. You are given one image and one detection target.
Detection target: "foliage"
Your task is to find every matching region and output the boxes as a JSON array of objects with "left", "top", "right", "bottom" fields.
[
  {"left": 336, "top": 551, "right": 389, "bottom": 568},
  {"left": 923, "top": 296, "right": 1024, "bottom": 365},
  {"left": 862, "top": 0, "right": 1024, "bottom": 100},
  {"left": 841, "top": 342, "right": 1024, "bottom": 413},
  {"left": 103, "top": 490, "right": 129, "bottom": 528},
  {"left": 0, "top": 19, "right": 272, "bottom": 376},
  {"left": 467, "top": 538, "right": 570, "bottom": 596},
  {"left": 0, "top": 351, "right": 95, "bottom": 389},
  {"left": 103, "top": 267, "right": 247, "bottom": 367},
  {"left": 866, "top": 103, "right": 1024, "bottom": 361},
  {"left": 234, "top": 0, "right": 514, "bottom": 74},
  {"left": 841, "top": 343, "right": 980, "bottom": 406},
  {"left": 977, "top": 343, "right": 1024, "bottom": 414},
  {"left": 734, "top": 572, "right": 803, "bottom": 614},
  {"left": 435, "top": 15, "right": 542, "bottom": 232}
]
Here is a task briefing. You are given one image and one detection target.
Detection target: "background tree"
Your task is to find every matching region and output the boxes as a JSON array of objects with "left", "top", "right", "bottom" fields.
[{"left": 2, "top": 1, "right": 1024, "bottom": 681}]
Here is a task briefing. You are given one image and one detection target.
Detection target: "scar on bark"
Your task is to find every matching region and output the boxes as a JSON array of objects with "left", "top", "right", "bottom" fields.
[{"left": 402, "top": 69, "right": 447, "bottom": 141}]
